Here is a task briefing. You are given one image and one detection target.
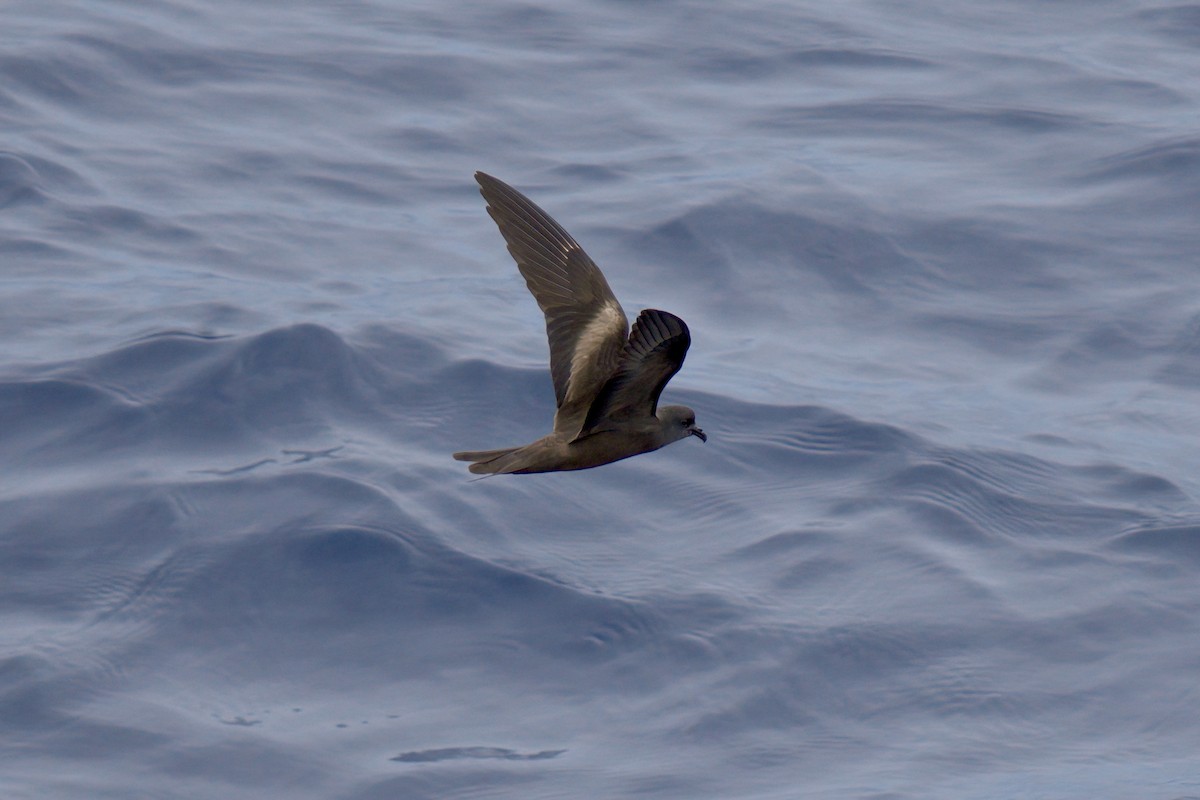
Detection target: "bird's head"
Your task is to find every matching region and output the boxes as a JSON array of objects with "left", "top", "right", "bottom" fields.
[{"left": 659, "top": 405, "right": 707, "bottom": 444}]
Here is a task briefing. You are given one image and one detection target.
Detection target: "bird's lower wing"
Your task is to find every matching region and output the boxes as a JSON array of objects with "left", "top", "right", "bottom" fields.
[{"left": 575, "top": 309, "right": 691, "bottom": 440}]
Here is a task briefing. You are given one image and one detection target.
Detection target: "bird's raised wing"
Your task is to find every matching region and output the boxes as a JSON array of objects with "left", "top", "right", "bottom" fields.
[
  {"left": 475, "top": 172, "right": 629, "bottom": 435},
  {"left": 575, "top": 308, "right": 691, "bottom": 440}
]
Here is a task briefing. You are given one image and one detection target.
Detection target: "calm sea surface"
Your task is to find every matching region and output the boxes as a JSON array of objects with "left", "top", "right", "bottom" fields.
[{"left": 3, "top": 1, "right": 1199, "bottom": 798}]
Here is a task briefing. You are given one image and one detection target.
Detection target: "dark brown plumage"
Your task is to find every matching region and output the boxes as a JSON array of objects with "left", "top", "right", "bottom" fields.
[{"left": 454, "top": 173, "right": 705, "bottom": 475}]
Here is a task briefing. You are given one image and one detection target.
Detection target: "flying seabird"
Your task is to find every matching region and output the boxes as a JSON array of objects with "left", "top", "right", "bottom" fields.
[{"left": 453, "top": 172, "right": 706, "bottom": 475}]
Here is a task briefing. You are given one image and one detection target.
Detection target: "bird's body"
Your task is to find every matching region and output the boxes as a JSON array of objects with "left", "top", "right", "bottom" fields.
[
  {"left": 453, "top": 424, "right": 664, "bottom": 475},
  {"left": 454, "top": 172, "right": 705, "bottom": 475}
]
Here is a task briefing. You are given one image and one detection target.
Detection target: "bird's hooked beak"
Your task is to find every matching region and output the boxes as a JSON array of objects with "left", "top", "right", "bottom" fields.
[{"left": 689, "top": 425, "right": 707, "bottom": 443}]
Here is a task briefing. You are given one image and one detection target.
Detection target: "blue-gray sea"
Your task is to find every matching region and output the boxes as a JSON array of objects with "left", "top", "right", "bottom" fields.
[{"left": 3, "top": 1, "right": 1200, "bottom": 798}]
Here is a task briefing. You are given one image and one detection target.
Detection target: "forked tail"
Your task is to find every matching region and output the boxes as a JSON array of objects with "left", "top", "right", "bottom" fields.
[{"left": 452, "top": 447, "right": 520, "bottom": 475}]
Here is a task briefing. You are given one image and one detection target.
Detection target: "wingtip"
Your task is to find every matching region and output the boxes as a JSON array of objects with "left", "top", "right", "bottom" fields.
[
  {"left": 636, "top": 308, "right": 689, "bottom": 339},
  {"left": 475, "top": 171, "right": 511, "bottom": 204}
]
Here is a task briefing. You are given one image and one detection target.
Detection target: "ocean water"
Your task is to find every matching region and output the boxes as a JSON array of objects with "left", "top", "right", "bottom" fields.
[{"left": 2, "top": 0, "right": 1199, "bottom": 797}]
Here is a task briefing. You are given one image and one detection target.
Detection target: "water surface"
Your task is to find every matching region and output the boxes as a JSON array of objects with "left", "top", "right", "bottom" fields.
[{"left": 3, "top": 1, "right": 1199, "bottom": 797}]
